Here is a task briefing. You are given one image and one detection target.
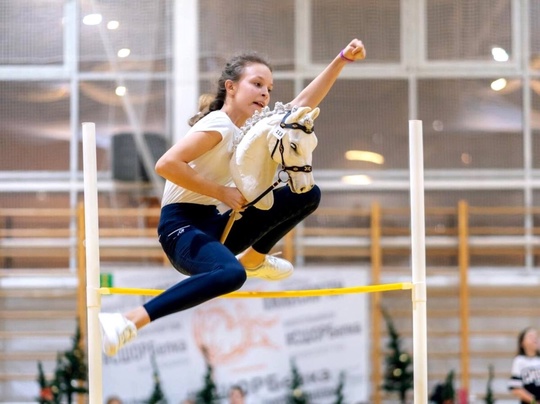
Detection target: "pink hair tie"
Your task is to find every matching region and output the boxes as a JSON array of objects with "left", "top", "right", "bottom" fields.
[{"left": 339, "top": 49, "right": 354, "bottom": 62}]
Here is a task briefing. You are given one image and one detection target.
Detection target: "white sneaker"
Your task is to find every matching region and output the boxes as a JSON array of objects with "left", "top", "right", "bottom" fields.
[
  {"left": 98, "top": 313, "right": 137, "bottom": 357},
  {"left": 245, "top": 255, "right": 294, "bottom": 281}
]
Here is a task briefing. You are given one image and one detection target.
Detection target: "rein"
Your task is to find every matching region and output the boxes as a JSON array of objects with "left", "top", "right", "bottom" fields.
[
  {"left": 220, "top": 111, "right": 315, "bottom": 244},
  {"left": 242, "top": 170, "right": 290, "bottom": 209},
  {"left": 220, "top": 170, "right": 290, "bottom": 244}
]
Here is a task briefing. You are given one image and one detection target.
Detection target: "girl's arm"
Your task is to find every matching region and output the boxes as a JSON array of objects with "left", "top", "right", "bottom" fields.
[
  {"left": 290, "top": 38, "right": 366, "bottom": 109},
  {"left": 510, "top": 387, "right": 536, "bottom": 403},
  {"left": 155, "top": 131, "right": 247, "bottom": 210}
]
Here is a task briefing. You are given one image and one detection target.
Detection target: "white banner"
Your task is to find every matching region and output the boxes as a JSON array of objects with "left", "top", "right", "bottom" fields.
[{"left": 101, "top": 266, "right": 369, "bottom": 403}]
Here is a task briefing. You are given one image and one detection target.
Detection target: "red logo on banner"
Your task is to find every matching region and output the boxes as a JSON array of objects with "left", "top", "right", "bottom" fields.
[{"left": 192, "top": 301, "right": 280, "bottom": 365}]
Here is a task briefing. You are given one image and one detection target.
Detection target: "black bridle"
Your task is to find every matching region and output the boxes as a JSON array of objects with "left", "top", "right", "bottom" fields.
[
  {"left": 243, "top": 111, "right": 314, "bottom": 209},
  {"left": 270, "top": 110, "right": 314, "bottom": 173}
]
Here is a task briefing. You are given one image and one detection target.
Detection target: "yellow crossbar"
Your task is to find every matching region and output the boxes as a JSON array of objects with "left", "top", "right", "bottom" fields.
[{"left": 99, "top": 282, "right": 412, "bottom": 298}]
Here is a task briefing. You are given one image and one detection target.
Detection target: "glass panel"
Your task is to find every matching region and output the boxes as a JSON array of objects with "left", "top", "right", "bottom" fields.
[
  {"left": 533, "top": 190, "right": 540, "bottom": 210},
  {"left": 199, "top": 0, "right": 295, "bottom": 72},
  {"left": 78, "top": 80, "right": 168, "bottom": 172},
  {"left": 316, "top": 190, "right": 410, "bottom": 211},
  {"left": 79, "top": 0, "right": 172, "bottom": 72},
  {"left": 531, "top": 0, "right": 540, "bottom": 70},
  {"left": 308, "top": 79, "right": 409, "bottom": 170},
  {"left": 426, "top": 190, "right": 524, "bottom": 209},
  {"left": 533, "top": 84, "right": 540, "bottom": 168},
  {"left": 0, "top": 192, "right": 69, "bottom": 209},
  {"left": 426, "top": 0, "right": 512, "bottom": 61},
  {"left": 419, "top": 79, "right": 523, "bottom": 169},
  {"left": 0, "top": 81, "right": 70, "bottom": 171},
  {"left": 312, "top": 0, "right": 400, "bottom": 64},
  {"left": 0, "top": 0, "right": 64, "bottom": 65}
]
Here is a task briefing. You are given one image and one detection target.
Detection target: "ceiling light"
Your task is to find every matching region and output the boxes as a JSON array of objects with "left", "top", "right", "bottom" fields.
[
  {"left": 115, "top": 86, "right": 126, "bottom": 96},
  {"left": 107, "top": 20, "right": 120, "bottom": 30},
  {"left": 341, "top": 175, "right": 372, "bottom": 185},
  {"left": 432, "top": 120, "right": 444, "bottom": 132},
  {"left": 117, "top": 48, "right": 131, "bottom": 58},
  {"left": 345, "top": 150, "right": 384, "bottom": 165},
  {"left": 490, "top": 78, "right": 507, "bottom": 91},
  {"left": 491, "top": 47, "right": 509, "bottom": 62},
  {"left": 83, "top": 14, "right": 102, "bottom": 26}
]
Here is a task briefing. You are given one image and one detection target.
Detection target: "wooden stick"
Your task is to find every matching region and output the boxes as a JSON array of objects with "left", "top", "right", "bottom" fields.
[{"left": 220, "top": 211, "right": 238, "bottom": 244}]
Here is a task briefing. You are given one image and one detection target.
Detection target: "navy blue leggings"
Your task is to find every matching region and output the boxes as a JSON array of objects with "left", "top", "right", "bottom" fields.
[{"left": 143, "top": 185, "right": 321, "bottom": 321}]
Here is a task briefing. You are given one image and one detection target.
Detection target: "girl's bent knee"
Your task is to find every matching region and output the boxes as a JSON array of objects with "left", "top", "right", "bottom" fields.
[
  {"left": 221, "top": 263, "right": 247, "bottom": 292},
  {"left": 309, "top": 184, "right": 322, "bottom": 205}
]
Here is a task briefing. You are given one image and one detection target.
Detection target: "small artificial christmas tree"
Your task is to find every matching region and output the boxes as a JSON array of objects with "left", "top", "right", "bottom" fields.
[
  {"left": 146, "top": 354, "right": 168, "bottom": 404},
  {"left": 381, "top": 307, "right": 413, "bottom": 404},
  {"left": 333, "top": 371, "right": 346, "bottom": 404},
  {"left": 37, "top": 361, "right": 55, "bottom": 404},
  {"left": 35, "top": 320, "right": 87, "bottom": 404},
  {"left": 287, "top": 359, "right": 308, "bottom": 404},
  {"left": 485, "top": 364, "right": 495, "bottom": 404},
  {"left": 441, "top": 370, "right": 455, "bottom": 403},
  {"left": 195, "top": 346, "right": 219, "bottom": 404},
  {"left": 61, "top": 320, "right": 88, "bottom": 403},
  {"left": 430, "top": 370, "right": 456, "bottom": 404},
  {"left": 52, "top": 354, "right": 67, "bottom": 403}
]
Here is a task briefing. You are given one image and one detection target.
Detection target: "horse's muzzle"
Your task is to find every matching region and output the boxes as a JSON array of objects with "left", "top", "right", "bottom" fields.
[
  {"left": 289, "top": 173, "right": 315, "bottom": 194},
  {"left": 296, "top": 183, "right": 315, "bottom": 193}
]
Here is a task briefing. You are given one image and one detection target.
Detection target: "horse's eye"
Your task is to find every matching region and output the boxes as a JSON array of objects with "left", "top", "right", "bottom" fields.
[{"left": 290, "top": 143, "right": 298, "bottom": 152}]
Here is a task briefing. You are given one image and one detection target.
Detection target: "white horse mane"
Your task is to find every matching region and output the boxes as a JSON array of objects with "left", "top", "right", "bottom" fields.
[
  {"left": 233, "top": 102, "right": 314, "bottom": 149},
  {"left": 230, "top": 102, "right": 319, "bottom": 210}
]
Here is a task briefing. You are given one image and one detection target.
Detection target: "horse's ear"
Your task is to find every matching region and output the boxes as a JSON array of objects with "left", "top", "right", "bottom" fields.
[
  {"left": 308, "top": 107, "right": 320, "bottom": 121},
  {"left": 285, "top": 106, "right": 312, "bottom": 123}
]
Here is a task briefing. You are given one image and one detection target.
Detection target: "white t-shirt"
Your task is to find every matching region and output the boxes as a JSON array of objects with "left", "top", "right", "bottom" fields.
[
  {"left": 509, "top": 354, "right": 540, "bottom": 402},
  {"left": 161, "top": 111, "right": 242, "bottom": 207}
]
